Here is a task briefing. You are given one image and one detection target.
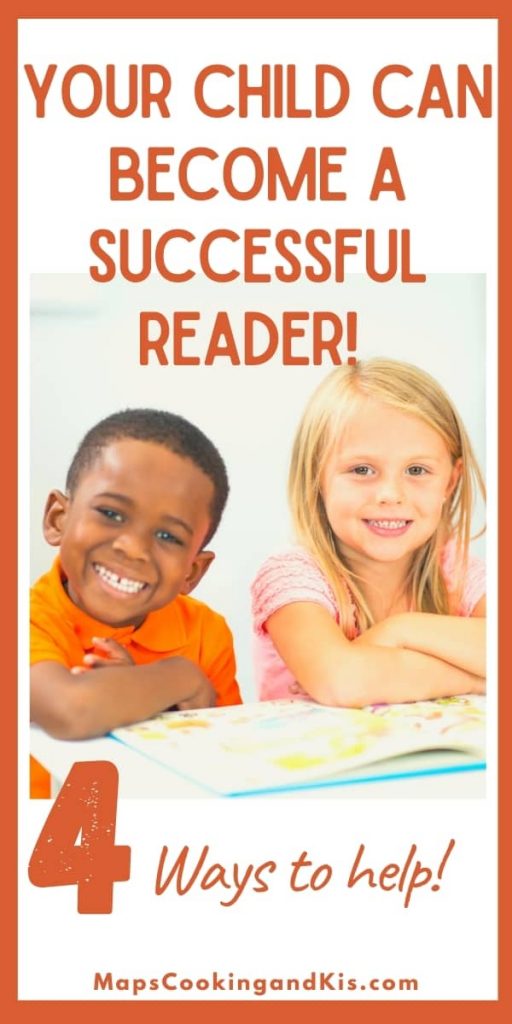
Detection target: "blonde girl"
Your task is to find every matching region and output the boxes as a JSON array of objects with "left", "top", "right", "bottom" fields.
[{"left": 251, "top": 359, "right": 486, "bottom": 706}]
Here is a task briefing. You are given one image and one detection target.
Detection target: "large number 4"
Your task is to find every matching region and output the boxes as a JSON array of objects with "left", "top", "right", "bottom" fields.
[{"left": 28, "top": 761, "right": 131, "bottom": 913}]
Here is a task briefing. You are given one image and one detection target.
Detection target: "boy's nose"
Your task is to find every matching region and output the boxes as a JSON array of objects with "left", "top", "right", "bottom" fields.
[{"left": 112, "top": 530, "right": 151, "bottom": 562}]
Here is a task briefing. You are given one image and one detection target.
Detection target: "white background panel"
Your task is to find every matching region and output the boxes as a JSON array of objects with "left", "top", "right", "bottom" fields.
[{"left": 19, "top": 18, "right": 497, "bottom": 1001}]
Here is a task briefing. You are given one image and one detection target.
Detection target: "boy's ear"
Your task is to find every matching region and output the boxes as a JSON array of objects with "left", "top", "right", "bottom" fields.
[
  {"left": 43, "top": 490, "right": 70, "bottom": 547},
  {"left": 181, "top": 550, "right": 215, "bottom": 596}
]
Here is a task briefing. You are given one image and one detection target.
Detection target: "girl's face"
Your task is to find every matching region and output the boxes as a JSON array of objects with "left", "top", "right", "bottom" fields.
[{"left": 321, "top": 397, "right": 461, "bottom": 571}]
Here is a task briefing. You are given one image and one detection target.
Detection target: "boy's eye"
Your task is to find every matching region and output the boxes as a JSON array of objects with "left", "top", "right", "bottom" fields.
[
  {"left": 155, "top": 529, "right": 184, "bottom": 546},
  {"left": 97, "top": 507, "right": 124, "bottom": 522},
  {"left": 406, "top": 465, "right": 428, "bottom": 476},
  {"left": 350, "top": 465, "right": 375, "bottom": 476}
]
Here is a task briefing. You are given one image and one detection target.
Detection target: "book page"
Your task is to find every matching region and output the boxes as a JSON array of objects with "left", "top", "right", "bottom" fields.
[{"left": 112, "top": 697, "right": 486, "bottom": 794}]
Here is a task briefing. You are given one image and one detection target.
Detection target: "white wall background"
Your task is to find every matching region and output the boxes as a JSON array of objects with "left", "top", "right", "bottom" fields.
[{"left": 30, "top": 272, "right": 486, "bottom": 699}]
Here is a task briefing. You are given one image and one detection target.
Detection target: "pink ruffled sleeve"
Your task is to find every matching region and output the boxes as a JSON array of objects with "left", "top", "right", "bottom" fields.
[
  {"left": 441, "top": 540, "right": 486, "bottom": 616},
  {"left": 251, "top": 547, "right": 339, "bottom": 634}
]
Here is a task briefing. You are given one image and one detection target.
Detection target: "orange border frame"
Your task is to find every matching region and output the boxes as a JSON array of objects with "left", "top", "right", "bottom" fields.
[{"left": 2, "top": 3, "right": 510, "bottom": 1020}]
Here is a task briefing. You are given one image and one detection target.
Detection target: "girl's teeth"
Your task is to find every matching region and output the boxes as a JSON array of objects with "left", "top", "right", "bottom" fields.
[
  {"left": 94, "top": 564, "right": 146, "bottom": 594},
  {"left": 368, "top": 520, "right": 407, "bottom": 529}
]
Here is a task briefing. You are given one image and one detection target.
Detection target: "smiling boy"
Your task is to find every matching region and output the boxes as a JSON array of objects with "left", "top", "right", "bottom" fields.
[{"left": 30, "top": 409, "right": 241, "bottom": 790}]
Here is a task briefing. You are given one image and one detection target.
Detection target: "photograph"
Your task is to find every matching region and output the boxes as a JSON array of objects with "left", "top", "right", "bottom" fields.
[{"left": 29, "top": 273, "right": 486, "bottom": 799}]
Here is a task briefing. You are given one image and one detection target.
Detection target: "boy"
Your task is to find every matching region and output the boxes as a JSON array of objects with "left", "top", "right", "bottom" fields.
[{"left": 31, "top": 409, "right": 241, "bottom": 794}]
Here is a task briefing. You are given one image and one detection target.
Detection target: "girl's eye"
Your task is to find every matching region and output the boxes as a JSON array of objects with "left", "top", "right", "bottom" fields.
[
  {"left": 350, "top": 465, "right": 375, "bottom": 476},
  {"left": 407, "top": 465, "right": 428, "bottom": 476},
  {"left": 156, "top": 529, "right": 183, "bottom": 546},
  {"left": 97, "top": 507, "right": 124, "bottom": 522}
]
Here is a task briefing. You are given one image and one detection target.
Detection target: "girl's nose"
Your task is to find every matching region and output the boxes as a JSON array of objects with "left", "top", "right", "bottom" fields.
[{"left": 375, "top": 475, "right": 404, "bottom": 504}]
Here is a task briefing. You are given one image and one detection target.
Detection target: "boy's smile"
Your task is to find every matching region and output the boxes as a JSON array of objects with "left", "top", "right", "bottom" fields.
[
  {"left": 92, "top": 562, "right": 149, "bottom": 595},
  {"left": 44, "top": 439, "right": 215, "bottom": 628}
]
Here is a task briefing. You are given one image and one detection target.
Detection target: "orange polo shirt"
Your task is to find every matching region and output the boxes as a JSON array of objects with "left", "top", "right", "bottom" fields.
[{"left": 30, "top": 558, "right": 241, "bottom": 797}]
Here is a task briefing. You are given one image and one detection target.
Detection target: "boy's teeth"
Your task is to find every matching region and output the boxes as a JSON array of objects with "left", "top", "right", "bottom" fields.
[
  {"left": 367, "top": 519, "right": 408, "bottom": 529},
  {"left": 94, "top": 564, "right": 146, "bottom": 594}
]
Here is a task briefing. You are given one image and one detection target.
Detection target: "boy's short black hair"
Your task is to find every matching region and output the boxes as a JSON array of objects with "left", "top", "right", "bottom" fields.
[{"left": 65, "top": 409, "right": 229, "bottom": 545}]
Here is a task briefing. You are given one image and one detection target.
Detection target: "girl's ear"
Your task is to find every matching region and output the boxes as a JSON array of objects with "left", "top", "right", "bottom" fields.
[
  {"left": 43, "top": 490, "right": 70, "bottom": 547},
  {"left": 446, "top": 458, "right": 463, "bottom": 498},
  {"left": 181, "top": 551, "right": 215, "bottom": 596}
]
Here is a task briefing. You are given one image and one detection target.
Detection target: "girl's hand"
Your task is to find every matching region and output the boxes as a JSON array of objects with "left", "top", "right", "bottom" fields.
[
  {"left": 71, "top": 637, "right": 135, "bottom": 674},
  {"left": 468, "top": 675, "right": 486, "bottom": 695},
  {"left": 354, "top": 616, "right": 405, "bottom": 649},
  {"left": 359, "top": 611, "right": 486, "bottom": 679}
]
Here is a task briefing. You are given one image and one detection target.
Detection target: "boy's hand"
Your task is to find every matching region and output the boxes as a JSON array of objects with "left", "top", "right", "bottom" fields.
[
  {"left": 71, "top": 637, "right": 135, "bottom": 674},
  {"left": 175, "top": 673, "right": 217, "bottom": 711}
]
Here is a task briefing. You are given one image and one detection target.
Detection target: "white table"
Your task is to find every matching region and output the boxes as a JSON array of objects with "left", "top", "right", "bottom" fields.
[{"left": 31, "top": 725, "right": 486, "bottom": 799}]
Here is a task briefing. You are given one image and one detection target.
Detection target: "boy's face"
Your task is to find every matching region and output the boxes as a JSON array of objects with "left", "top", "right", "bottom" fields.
[{"left": 44, "top": 439, "right": 216, "bottom": 628}]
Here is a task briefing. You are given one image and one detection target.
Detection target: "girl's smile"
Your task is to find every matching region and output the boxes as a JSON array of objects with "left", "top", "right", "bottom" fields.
[
  {"left": 321, "top": 397, "right": 461, "bottom": 573},
  {"left": 363, "top": 518, "right": 413, "bottom": 537}
]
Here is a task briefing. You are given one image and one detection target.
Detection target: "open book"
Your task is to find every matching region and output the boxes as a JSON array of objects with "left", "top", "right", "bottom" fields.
[{"left": 111, "top": 695, "right": 485, "bottom": 796}]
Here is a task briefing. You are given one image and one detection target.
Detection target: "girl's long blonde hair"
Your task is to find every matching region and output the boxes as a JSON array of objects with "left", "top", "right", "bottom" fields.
[{"left": 288, "top": 359, "right": 485, "bottom": 634}]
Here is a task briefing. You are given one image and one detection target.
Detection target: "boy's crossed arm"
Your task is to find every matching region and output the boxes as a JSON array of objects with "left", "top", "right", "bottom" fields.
[{"left": 30, "top": 654, "right": 216, "bottom": 741}]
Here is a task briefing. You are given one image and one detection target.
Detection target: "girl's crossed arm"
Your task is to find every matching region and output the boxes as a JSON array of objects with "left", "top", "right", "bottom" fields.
[
  {"left": 266, "top": 602, "right": 485, "bottom": 708},
  {"left": 356, "top": 599, "right": 486, "bottom": 678}
]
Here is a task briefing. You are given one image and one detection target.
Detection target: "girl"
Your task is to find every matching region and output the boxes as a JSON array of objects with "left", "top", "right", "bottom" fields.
[{"left": 251, "top": 359, "right": 486, "bottom": 707}]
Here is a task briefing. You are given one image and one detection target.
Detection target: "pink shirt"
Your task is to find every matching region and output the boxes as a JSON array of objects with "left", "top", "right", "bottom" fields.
[{"left": 251, "top": 543, "right": 486, "bottom": 701}]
